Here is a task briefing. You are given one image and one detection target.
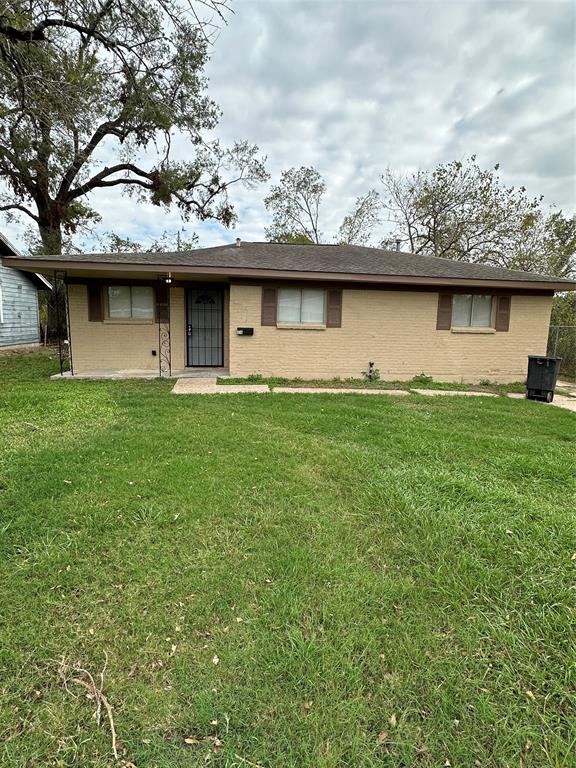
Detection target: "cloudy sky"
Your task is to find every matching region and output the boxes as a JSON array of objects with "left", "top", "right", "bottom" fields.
[{"left": 3, "top": 0, "right": 575, "bottom": 251}]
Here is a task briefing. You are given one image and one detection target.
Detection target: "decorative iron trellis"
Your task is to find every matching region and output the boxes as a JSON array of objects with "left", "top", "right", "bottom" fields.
[{"left": 157, "top": 278, "right": 172, "bottom": 377}]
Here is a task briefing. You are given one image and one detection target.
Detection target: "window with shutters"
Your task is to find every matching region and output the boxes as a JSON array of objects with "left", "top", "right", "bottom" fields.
[
  {"left": 106, "top": 286, "right": 154, "bottom": 321},
  {"left": 277, "top": 288, "right": 325, "bottom": 324},
  {"left": 452, "top": 295, "right": 493, "bottom": 328}
]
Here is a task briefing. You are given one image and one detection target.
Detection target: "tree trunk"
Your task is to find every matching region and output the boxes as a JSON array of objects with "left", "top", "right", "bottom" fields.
[
  {"left": 36, "top": 211, "right": 66, "bottom": 346},
  {"left": 38, "top": 222, "right": 63, "bottom": 255}
]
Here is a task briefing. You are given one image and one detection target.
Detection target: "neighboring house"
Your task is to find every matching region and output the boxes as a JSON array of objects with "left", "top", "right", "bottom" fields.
[
  {"left": 2, "top": 240, "right": 575, "bottom": 381},
  {"left": 0, "top": 234, "right": 52, "bottom": 350}
]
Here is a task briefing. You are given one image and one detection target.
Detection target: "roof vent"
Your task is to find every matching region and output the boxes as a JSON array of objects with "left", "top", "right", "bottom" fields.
[
  {"left": 235, "top": 237, "right": 241, "bottom": 247},
  {"left": 395, "top": 239, "right": 401, "bottom": 251}
]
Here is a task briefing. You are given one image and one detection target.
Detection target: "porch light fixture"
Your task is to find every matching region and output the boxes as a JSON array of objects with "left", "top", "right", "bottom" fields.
[{"left": 163, "top": 273, "right": 173, "bottom": 284}]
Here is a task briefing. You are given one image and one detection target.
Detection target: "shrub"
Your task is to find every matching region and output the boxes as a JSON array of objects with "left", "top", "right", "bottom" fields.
[
  {"left": 411, "top": 372, "right": 433, "bottom": 385},
  {"left": 362, "top": 362, "right": 380, "bottom": 382}
]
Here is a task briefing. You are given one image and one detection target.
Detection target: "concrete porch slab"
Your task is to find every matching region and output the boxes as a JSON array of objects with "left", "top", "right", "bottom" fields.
[
  {"left": 51, "top": 368, "right": 226, "bottom": 380},
  {"left": 51, "top": 369, "right": 159, "bottom": 380},
  {"left": 411, "top": 388, "right": 498, "bottom": 397}
]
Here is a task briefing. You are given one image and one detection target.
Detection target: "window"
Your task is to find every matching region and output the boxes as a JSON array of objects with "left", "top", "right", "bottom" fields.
[
  {"left": 107, "top": 285, "right": 154, "bottom": 320},
  {"left": 0, "top": 284, "right": 3, "bottom": 324},
  {"left": 452, "top": 294, "right": 493, "bottom": 328},
  {"left": 277, "top": 288, "right": 325, "bottom": 324}
]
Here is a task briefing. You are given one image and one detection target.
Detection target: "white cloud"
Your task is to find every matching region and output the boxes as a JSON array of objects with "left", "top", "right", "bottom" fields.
[{"left": 2, "top": 0, "right": 575, "bottom": 252}]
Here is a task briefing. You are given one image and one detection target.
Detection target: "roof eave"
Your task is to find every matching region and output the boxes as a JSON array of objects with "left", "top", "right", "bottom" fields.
[
  {"left": 2, "top": 255, "right": 574, "bottom": 292},
  {"left": 30, "top": 272, "right": 53, "bottom": 290}
]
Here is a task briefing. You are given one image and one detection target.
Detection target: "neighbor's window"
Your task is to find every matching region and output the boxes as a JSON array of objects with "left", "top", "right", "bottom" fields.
[
  {"left": 452, "top": 294, "right": 493, "bottom": 327},
  {"left": 277, "top": 287, "right": 325, "bottom": 324},
  {"left": 107, "top": 286, "right": 154, "bottom": 320}
]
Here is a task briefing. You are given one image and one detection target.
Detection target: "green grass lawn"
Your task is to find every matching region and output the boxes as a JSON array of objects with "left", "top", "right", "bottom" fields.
[{"left": 1, "top": 352, "right": 575, "bottom": 767}]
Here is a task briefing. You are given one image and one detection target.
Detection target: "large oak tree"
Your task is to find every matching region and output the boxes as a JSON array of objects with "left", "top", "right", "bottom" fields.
[{"left": 0, "top": 0, "right": 268, "bottom": 253}]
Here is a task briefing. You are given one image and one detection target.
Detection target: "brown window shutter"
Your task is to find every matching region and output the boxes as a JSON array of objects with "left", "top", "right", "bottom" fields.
[
  {"left": 326, "top": 288, "right": 342, "bottom": 327},
  {"left": 155, "top": 283, "right": 170, "bottom": 323},
  {"left": 87, "top": 284, "right": 103, "bottom": 322},
  {"left": 261, "top": 286, "right": 277, "bottom": 325},
  {"left": 495, "top": 295, "right": 511, "bottom": 331},
  {"left": 436, "top": 293, "right": 452, "bottom": 330}
]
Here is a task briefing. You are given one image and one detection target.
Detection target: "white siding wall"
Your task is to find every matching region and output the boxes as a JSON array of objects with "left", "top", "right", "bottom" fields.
[{"left": 0, "top": 266, "right": 40, "bottom": 347}]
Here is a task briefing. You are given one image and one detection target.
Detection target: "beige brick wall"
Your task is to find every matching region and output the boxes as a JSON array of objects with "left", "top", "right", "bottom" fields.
[
  {"left": 69, "top": 284, "right": 159, "bottom": 371},
  {"left": 68, "top": 284, "right": 229, "bottom": 373},
  {"left": 228, "top": 285, "right": 553, "bottom": 383}
]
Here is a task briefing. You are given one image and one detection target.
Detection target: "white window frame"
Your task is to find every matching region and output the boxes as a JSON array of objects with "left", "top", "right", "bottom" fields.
[
  {"left": 277, "top": 287, "right": 326, "bottom": 325},
  {"left": 106, "top": 285, "right": 155, "bottom": 322},
  {"left": 0, "top": 284, "right": 3, "bottom": 324},
  {"left": 452, "top": 294, "right": 494, "bottom": 328}
]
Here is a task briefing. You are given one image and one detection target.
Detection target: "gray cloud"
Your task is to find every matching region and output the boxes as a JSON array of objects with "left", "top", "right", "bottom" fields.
[{"left": 2, "top": 0, "right": 574, "bottom": 251}]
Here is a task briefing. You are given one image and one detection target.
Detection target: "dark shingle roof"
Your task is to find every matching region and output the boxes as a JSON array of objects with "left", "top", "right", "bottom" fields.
[{"left": 4, "top": 241, "right": 574, "bottom": 286}]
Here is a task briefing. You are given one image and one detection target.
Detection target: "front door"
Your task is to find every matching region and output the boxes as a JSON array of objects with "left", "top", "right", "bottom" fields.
[{"left": 186, "top": 288, "right": 224, "bottom": 367}]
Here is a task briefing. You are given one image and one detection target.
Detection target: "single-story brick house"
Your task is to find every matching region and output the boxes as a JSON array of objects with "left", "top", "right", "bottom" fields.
[{"left": 2, "top": 240, "right": 575, "bottom": 382}]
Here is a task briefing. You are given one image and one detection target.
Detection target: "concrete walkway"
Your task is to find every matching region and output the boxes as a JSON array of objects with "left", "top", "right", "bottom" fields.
[
  {"left": 273, "top": 386, "right": 409, "bottom": 396},
  {"left": 557, "top": 380, "right": 576, "bottom": 397},
  {"left": 549, "top": 396, "right": 576, "bottom": 412},
  {"left": 171, "top": 378, "right": 269, "bottom": 394},
  {"left": 411, "top": 388, "right": 497, "bottom": 397},
  {"left": 506, "top": 391, "right": 576, "bottom": 412},
  {"left": 170, "top": 379, "right": 576, "bottom": 413},
  {"left": 171, "top": 381, "right": 493, "bottom": 398}
]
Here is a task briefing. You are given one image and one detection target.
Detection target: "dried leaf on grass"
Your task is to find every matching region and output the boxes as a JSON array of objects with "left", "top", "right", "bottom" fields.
[{"left": 183, "top": 735, "right": 223, "bottom": 753}]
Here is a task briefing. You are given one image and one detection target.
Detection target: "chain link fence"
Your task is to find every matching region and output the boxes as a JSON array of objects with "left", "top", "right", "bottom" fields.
[{"left": 547, "top": 326, "right": 576, "bottom": 382}]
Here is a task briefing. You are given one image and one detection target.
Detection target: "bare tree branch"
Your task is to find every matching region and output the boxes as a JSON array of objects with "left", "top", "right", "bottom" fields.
[{"left": 0, "top": 203, "right": 39, "bottom": 221}]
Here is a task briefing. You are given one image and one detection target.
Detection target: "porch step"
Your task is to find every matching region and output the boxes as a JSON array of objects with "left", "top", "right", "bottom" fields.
[{"left": 173, "top": 368, "right": 228, "bottom": 379}]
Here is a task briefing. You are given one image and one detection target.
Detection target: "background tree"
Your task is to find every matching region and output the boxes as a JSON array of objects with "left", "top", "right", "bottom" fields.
[
  {"left": 264, "top": 166, "right": 325, "bottom": 244},
  {"left": 542, "top": 211, "right": 576, "bottom": 278},
  {"left": 265, "top": 167, "right": 381, "bottom": 246},
  {"left": 337, "top": 189, "right": 381, "bottom": 245},
  {"left": 96, "top": 230, "right": 200, "bottom": 252},
  {"left": 551, "top": 292, "right": 576, "bottom": 326},
  {"left": 0, "top": 0, "right": 268, "bottom": 254},
  {"left": 380, "top": 157, "right": 574, "bottom": 277}
]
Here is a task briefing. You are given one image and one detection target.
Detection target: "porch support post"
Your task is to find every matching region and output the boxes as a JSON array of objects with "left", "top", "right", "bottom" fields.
[
  {"left": 64, "top": 278, "right": 74, "bottom": 376},
  {"left": 54, "top": 270, "right": 71, "bottom": 376},
  {"left": 157, "top": 276, "right": 172, "bottom": 378}
]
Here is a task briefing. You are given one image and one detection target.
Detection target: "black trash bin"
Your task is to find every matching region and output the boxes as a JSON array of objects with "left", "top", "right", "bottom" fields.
[{"left": 526, "top": 356, "right": 562, "bottom": 402}]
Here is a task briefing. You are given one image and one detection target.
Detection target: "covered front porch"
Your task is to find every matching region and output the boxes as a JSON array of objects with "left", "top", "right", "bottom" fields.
[{"left": 60, "top": 276, "right": 231, "bottom": 378}]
